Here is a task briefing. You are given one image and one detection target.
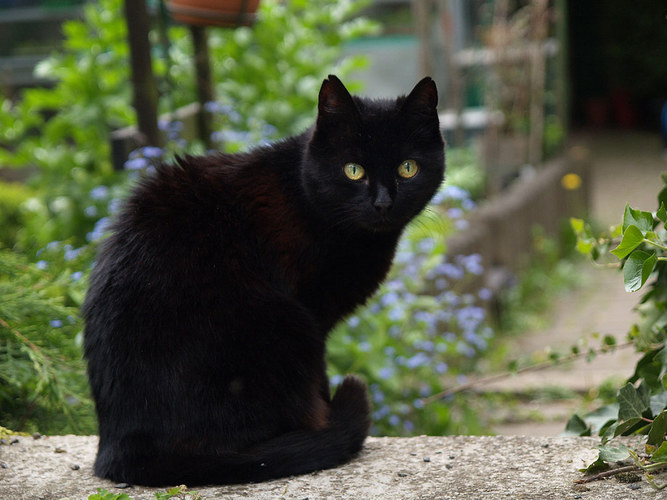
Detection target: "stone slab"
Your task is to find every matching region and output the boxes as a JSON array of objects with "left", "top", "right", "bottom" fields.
[{"left": 1, "top": 435, "right": 664, "bottom": 499}]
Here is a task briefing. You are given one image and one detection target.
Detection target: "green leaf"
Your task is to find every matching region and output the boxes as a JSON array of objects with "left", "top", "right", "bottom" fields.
[
  {"left": 659, "top": 186, "right": 667, "bottom": 212},
  {"left": 651, "top": 441, "right": 667, "bottom": 463},
  {"left": 598, "top": 443, "right": 631, "bottom": 462},
  {"left": 570, "top": 217, "right": 585, "bottom": 233},
  {"left": 618, "top": 383, "right": 650, "bottom": 420},
  {"left": 623, "top": 204, "right": 654, "bottom": 233},
  {"left": 564, "top": 414, "right": 590, "bottom": 436},
  {"left": 647, "top": 411, "right": 667, "bottom": 448},
  {"left": 580, "top": 457, "right": 610, "bottom": 475},
  {"left": 611, "top": 225, "right": 645, "bottom": 259},
  {"left": 614, "top": 417, "right": 643, "bottom": 436},
  {"left": 623, "top": 250, "right": 657, "bottom": 292}
]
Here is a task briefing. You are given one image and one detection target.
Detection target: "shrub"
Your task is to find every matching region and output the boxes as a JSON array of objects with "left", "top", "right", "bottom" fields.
[
  {"left": 0, "top": 246, "right": 95, "bottom": 434},
  {"left": 569, "top": 174, "right": 667, "bottom": 488}
]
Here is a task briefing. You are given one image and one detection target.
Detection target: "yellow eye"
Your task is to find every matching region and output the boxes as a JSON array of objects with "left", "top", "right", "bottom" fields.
[
  {"left": 398, "top": 159, "right": 419, "bottom": 179},
  {"left": 343, "top": 163, "right": 365, "bottom": 181}
]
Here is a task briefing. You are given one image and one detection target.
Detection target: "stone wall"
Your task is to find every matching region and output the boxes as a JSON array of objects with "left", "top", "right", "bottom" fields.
[{"left": 0, "top": 434, "right": 660, "bottom": 499}]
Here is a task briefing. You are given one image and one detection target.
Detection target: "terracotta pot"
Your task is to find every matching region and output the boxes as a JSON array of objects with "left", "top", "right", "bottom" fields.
[{"left": 167, "top": 0, "right": 260, "bottom": 28}]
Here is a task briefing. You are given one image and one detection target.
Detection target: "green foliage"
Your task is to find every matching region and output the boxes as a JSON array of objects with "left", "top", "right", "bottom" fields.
[
  {"left": 0, "top": 246, "right": 95, "bottom": 434},
  {"left": 569, "top": 173, "right": 667, "bottom": 488},
  {"left": 200, "top": 0, "right": 380, "bottom": 139},
  {"left": 0, "top": 180, "right": 33, "bottom": 249},
  {"left": 86, "top": 486, "right": 201, "bottom": 500}
]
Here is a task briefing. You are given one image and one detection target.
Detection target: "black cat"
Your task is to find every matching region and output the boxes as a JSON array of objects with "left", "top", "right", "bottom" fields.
[{"left": 82, "top": 75, "right": 445, "bottom": 486}]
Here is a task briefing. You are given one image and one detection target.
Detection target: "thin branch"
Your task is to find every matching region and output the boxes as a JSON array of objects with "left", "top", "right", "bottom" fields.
[
  {"left": 574, "top": 465, "right": 640, "bottom": 484},
  {"left": 0, "top": 317, "right": 41, "bottom": 354},
  {"left": 422, "top": 340, "right": 636, "bottom": 404}
]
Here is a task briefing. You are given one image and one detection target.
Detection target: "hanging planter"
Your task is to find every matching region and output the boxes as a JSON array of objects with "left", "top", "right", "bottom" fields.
[{"left": 167, "top": 0, "right": 260, "bottom": 28}]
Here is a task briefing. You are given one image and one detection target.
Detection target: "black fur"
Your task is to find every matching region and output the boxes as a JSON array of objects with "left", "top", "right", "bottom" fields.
[{"left": 82, "top": 75, "right": 445, "bottom": 486}]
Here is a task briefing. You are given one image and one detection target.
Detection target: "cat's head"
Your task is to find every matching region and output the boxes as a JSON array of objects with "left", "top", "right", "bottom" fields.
[{"left": 302, "top": 75, "right": 445, "bottom": 234}]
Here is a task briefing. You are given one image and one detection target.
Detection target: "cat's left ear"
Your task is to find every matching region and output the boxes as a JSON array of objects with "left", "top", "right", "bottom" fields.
[{"left": 401, "top": 77, "right": 438, "bottom": 114}]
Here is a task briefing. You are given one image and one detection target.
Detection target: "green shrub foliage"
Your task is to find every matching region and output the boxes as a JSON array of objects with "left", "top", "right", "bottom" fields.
[{"left": 570, "top": 173, "right": 667, "bottom": 488}]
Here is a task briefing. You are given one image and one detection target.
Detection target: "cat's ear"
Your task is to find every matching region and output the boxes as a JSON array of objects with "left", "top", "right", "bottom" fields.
[
  {"left": 317, "top": 75, "right": 359, "bottom": 123},
  {"left": 401, "top": 77, "right": 438, "bottom": 114},
  {"left": 313, "top": 75, "right": 360, "bottom": 142}
]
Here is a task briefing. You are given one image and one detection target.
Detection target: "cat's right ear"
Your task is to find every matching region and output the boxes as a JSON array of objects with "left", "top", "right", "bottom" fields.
[
  {"left": 318, "top": 75, "right": 356, "bottom": 115},
  {"left": 316, "top": 75, "right": 360, "bottom": 127}
]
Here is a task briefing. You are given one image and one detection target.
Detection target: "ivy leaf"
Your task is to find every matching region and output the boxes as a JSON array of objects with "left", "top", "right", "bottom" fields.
[
  {"left": 623, "top": 204, "right": 654, "bottom": 233},
  {"left": 657, "top": 202, "right": 667, "bottom": 224},
  {"left": 580, "top": 457, "right": 609, "bottom": 475},
  {"left": 647, "top": 410, "right": 667, "bottom": 449},
  {"left": 564, "top": 414, "right": 590, "bottom": 436},
  {"left": 614, "top": 417, "right": 643, "bottom": 436},
  {"left": 623, "top": 250, "right": 657, "bottom": 292},
  {"left": 651, "top": 441, "right": 667, "bottom": 463},
  {"left": 598, "top": 443, "right": 630, "bottom": 462},
  {"left": 618, "top": 383, "right": 649, "bottom": 421},
  {"left": 611, "top": 225, "right": 644, "bottom": 259}
]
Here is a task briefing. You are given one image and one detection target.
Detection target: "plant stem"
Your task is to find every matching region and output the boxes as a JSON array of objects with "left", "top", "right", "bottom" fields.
[
  {"left": 574, "top": 464, "right": 640, "bottom": 484},
  {"left": 644, "top": 238, "right": 667, "bottom": 252},
  {"left": 422, "top": 340, "right": 635, "bottom": 404}
]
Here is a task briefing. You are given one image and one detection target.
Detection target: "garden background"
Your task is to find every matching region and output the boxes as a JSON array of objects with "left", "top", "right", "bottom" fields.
[{"left": 1, "top": 0, "right": 666, "bottom": 453}]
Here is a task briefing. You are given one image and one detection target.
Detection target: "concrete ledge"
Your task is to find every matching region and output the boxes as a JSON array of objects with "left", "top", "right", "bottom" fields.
[{"left": 1, "top": 435, "right": 663, "bottom": 499}]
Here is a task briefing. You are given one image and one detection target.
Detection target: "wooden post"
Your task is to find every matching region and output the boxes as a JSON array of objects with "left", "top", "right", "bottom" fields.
[
  {"left": 190, "top": 25, "right": 215, "bottom": 149},
  {"left": 439, "top": 0, "right": 465, "bottom": 145},
  {"left": 124, "top": 0, "right": 161, "bottom": 147},
  {"left": 528, "top": 0, "right": 549, "bottom": 166},
  {"left": 412, "top": 0, "right": 433, "bottom": 77}
]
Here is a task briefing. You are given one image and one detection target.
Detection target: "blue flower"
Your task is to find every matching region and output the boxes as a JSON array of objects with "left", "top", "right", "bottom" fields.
[
  {"left": 381, "top": 291, "right": 400, "bottom": 307},
  {"left": 65, "top": 247, "right": 83, "bottom": 261},
  {"left": 84, "top": 206, "right": 98, "bottom": 218},
  {"left": 347, "top": 316, "right": 360, "bottom": 328},
  {"left": 388, "top": 414, "right": 400, "bottom": 426},
  {"left": 50, "top": 319, "right": 63, "bottom": 328},
  {"left": 36, "top": 260, "right": 48, "bottom": 270},
  {"left": 89, "top": 186, "right": 109, "bottom": 201},
  {"left": 378, "top": 366, "right": 395, "bottom": 380},
  {"left": 406, "top": 352, "right": 430, "bottom": 369},
  {"left": 447, "top": 207, "right": 464, "bottom": 219},
  {"left": 330, "top": 374, "right": 344, "bottom": 386},
  {"left": 141, "top": 146, "right": 163, "bottom": 159},
  {"left": 388, "top": 306, "right": 405, "bottom": 322},
  {"left": 403, "top": 420, "right": 415, "bottom": 432},
  {"left": 71, "top": 271, "right": 83, "bottom": 281},
  {"left": 86, "top": 217, "right": 111, "bottom": 242},
  {"left": 478, "top": 288, "right": 492, "bottom": 301},
  {"left": 442, "top": 185, "right": 470, "bottom": 201},
  {"left": 124, "top": 157, "right": 149, "bottom": 171}
]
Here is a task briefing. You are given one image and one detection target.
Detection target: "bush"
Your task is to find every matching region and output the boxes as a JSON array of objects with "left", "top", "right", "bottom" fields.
[
  {"left": 0, "top": 181, "right": 33, "bottom": 249},
  {"left": 0, "top": 246, "right": 95, "bottom": 434},
  {"left": 569, "top": 174, "right": 667, "bottom": 488}
]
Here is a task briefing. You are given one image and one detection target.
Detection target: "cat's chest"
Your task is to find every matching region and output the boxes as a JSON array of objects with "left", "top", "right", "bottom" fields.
[{"left": 295, "top": 234, "right": 397, "bottom": 331}]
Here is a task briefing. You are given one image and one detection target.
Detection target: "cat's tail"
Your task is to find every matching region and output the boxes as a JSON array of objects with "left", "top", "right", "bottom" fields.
[{"left": 96, "top": 375, "right": 371, "bottom": 486}]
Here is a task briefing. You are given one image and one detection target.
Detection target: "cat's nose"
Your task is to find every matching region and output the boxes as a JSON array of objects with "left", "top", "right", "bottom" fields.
[
  {"left": 374, "top": 199, "right": 393, "bottom": 214},
  {"left": 373, "top": 185, "right": 393, "bottom": 214}
]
